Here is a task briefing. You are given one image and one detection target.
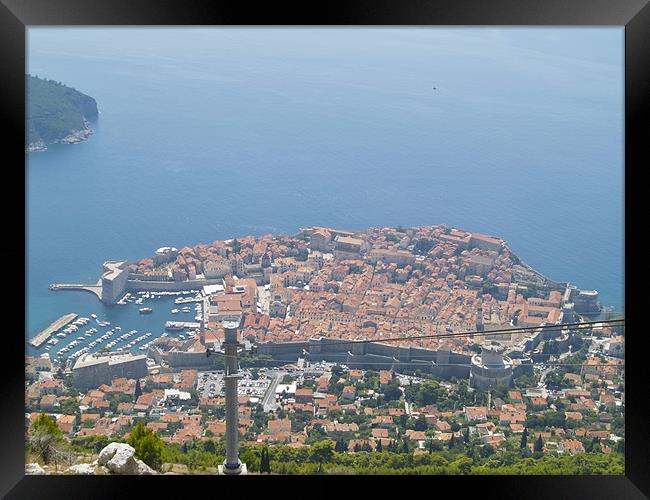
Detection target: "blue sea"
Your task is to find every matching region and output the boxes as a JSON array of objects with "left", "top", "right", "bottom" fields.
[{"left": 26, "top": 28, "right": 624, "bottom": 357}]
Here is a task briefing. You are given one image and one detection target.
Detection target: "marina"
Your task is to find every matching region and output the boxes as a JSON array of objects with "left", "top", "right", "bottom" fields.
[
  {"left": 165, "top": 321, "right": 200, "bottom": 330},
  {"left": 30, "top": 313, "right": 78, "bottom": 348},
  {"left": 28, "top": 289, "right": 205, "bottom": 365}
]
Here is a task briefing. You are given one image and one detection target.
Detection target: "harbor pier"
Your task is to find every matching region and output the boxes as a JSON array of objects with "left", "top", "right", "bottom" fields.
[
  {"left": 49, "top": 281, "right": 103, "bottom": 300},
  {"left": 30, "top": 313, "right": 78, "bottom": 348}
]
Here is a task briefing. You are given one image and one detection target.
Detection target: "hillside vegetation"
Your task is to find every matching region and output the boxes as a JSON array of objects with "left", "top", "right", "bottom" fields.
[{"left": 26, "top": 75, "right": 98, "bottom": 150}]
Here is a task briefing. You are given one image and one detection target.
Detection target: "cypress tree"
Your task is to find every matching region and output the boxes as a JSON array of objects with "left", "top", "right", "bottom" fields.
[
  {"left": 520, "top": 427, "right": 529, "bottom": 449},
  {"left": 261, "top": 447, "right": 271, "bottom": 473},
  {"left": 534, "top": 434, "right": 544, "bottom": 453},
  {"left": 448, "top": 435, "right": 455, "bottom": 450},
  {"left": 134, "top": 379, "right": 142, "bottom": 400},
  {"left": 376, "top": 440, "right": 383, "bottom": 453},
  {"left": 589, "top": 437, "right": 600, "bottom": 453}
]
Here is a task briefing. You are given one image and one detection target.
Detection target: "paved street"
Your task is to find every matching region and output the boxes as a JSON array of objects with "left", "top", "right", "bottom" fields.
[
  {"left": 258, "top": 286, "right": 271, "bottom": 315},
  {"left": 261, "top": 369, "right": 287, "bottom": 412}
]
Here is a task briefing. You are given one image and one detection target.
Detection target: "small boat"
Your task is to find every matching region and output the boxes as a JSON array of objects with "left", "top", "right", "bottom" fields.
[
  {"left": 171, "top": 309, "right": 180, "bottom": 314},
  {"left": 139, "top": 307, "right": 153, "bottom": 314}
]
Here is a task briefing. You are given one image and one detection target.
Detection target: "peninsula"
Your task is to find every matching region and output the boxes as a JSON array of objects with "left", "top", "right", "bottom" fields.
[
  {"left": 26, "top": 75, "right": 98, "bottom": 152},
  {"left": 52, "top": 224, "right": 602, "bottom": 328}
]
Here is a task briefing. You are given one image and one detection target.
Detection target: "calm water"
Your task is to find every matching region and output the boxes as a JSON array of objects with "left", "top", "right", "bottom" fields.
[{"left": 26, "top": 28, "right": 624, "bottom": 356}]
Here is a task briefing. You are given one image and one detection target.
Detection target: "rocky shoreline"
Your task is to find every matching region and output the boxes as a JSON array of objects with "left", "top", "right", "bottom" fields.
[{"left": 26, "top": 120, "right": 94, "bottom": 153}]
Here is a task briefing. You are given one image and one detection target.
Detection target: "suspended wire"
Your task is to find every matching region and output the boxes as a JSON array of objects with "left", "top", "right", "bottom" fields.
[
  {"left": 209, "top": 354, "right": 626, "bottom": 369},
  {"left": 207, "top": 319, "right": 624, "bottom": 365},
  {"left": 314, "top": 319, "right": 625, "bottom": 347},
  {"left": 221, "top": 318, "right": 625, "bottom": 350}
]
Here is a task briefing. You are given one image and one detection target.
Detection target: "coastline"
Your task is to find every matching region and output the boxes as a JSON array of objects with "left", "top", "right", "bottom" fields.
[{"left": 26, "top": 120, "right": 94, "bottom": 153}]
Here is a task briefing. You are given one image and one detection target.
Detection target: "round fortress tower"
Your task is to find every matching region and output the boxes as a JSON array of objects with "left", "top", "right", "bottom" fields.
[{"left": 470, "top": 341, "right": 513, "bottom": 389}]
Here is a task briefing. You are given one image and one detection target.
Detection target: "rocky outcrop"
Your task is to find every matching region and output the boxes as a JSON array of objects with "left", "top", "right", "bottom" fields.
[
  {"left": 97, "top": 443, "right": 156, "bottom": 475},
  {"left": 25, "top": 463, "right": 46, "bottom": 475},
  {"left": 26, "top": 443, "right": 158, "bottom": 475},
  {"left": 27, "top": 122, "right": 94, "bottom": 152},
  {"left": 59, "top": 121, "right": 94, "bottom": 145},
  {"left": 26, "top": 139, "right": 48, "bottom": 153},
  {"left": 66, "top": 463, "right": 96, "bottom": 475}
]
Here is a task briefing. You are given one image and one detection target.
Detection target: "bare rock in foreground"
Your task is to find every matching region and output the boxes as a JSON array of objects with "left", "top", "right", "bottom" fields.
[
  {"left": 66, "top": 463, "right": 96, "bottom": 475},
  {"left": 25, "top": 463, "right": 46, "bottom": 475},
  {"left": 98, "top": 442, "right": 157, "bottom": 475}
]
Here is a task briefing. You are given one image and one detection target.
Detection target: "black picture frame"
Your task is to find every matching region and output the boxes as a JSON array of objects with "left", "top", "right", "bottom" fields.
[{"left": 1, "top": 0, "right": 646, "bottom": 498}]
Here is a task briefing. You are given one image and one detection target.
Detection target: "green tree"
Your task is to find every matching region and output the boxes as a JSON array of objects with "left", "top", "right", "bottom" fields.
[
  {"left": 413, "top": 414, "right": 428, "bottom": 431},
  {"left": 202, "top": 440, "right": 216, "bottom": 454},
  {"left": 616, "top": 439, "right": 625, "bottom": 454},
  {"left": 520, "top": 427, "right": 529, "bottom": 450},
  {"left": 383, "top": 382, "right": 402, "bottom": 402},
  {"left": 479, "top": 444, "right": 495, "bottom": 458},
  {"left": 134, "top": 379, "right": 143, "bottom": 400},
  {"left": 310, "top": 440, "right": 334, "bottom": 473},
  {"left": 29, "top": 414, "right": 68, "bottom": 467},
  {"left": 259, "top": 446, "right": 271, "bottom": 473},
  {"left": 331, "top": 365, "right": 344, "bottom": 377},
  {"left": 463, "top": 428, "right": 470, "bottom": 444},
  {"left": 59, "top": 398, "right": 80, "bottom": 417},
  {"left": 534, "top": 435, "right": 544, "bottom": 453},
  {"left": 32, "top": 413, "right": 62, "bottom": 437},
  {"left": 127, "top": 422, "right": 164, "bottom": 470}
]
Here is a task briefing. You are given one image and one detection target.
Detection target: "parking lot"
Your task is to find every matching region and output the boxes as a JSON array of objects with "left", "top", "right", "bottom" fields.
[
  {"left": 238, "top": 375, "right": 272, "bottom": 399},
  {"left": 197, "top": 371, "right": 224, "bottom": 398},
  {"left": 197, "top": 370, "right": 274, "bottom": 401}
]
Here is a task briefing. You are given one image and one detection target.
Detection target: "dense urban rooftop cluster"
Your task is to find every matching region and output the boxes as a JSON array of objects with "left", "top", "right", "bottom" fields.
[
  {"left": 130, "top": 225, "right": 578, "bottom": 352},
  {"left": 25, "top": 323, "right": 624, "bottom": 466},
  {"left": 26, "top": 225, "right": 621, "bottom": 473}
]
